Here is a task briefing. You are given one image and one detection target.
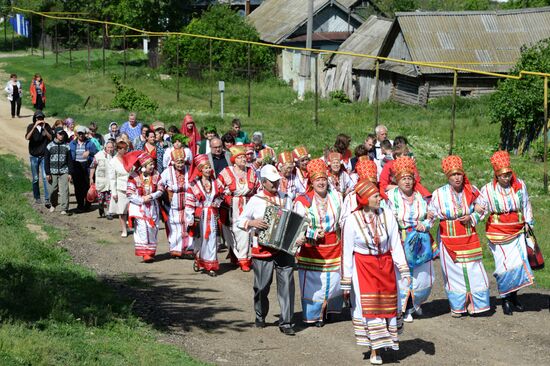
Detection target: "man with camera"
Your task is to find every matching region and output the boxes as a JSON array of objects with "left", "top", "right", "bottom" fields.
[{"left": 25, "top": 110, "right": 53, "bottom": 207}]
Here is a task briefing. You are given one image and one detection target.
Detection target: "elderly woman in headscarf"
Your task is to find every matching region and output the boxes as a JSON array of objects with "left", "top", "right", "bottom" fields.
[
  {"left": 341, "top": 179, "right": 411, "bottom": 365},
  {"left": 160, "top": 148, "right": 191, "bottom": 258},
  {"left": 293, "top": 159, "right": 344, "bottom": 327},
  {"left": 64, "top": 117, "right": 75, "bottom": 141},
  {"left": 103, "top": 122, "right": 120, "bottom": 143},
  {"left": 127, "top": 152, "right": 165, "bottom": 263},
  {"left": 186, "top": 154, "right": 224, "bottom": 276},
  {"left": 428, "top": 155, "right": 490, "bottom": 317},
  {"left": 479, "top": 151, "right": 535, "bottom": 315}
]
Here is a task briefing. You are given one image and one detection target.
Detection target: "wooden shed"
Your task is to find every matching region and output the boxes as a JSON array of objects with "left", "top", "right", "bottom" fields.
[
  {"left": 323, "top": 15, "right": 392, "bottom": 101},
  {"left": 248, "top": 0, "right": 365, "bottom": 93},
  {"left": 376, "top": 7, "right": 550, "bottom": 106}
]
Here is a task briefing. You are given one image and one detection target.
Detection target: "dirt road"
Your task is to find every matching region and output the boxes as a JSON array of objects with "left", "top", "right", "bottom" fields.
[{"left": 0, "top": 86, "right": 549, "bottom": 365}]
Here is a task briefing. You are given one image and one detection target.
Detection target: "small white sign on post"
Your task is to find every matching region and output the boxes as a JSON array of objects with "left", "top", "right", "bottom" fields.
[
  {"left": 143, "top": 38, "right": 149, "bottom": 54},
  {"left": 219, "top": 81, "right": 225, "bottom": 118}
]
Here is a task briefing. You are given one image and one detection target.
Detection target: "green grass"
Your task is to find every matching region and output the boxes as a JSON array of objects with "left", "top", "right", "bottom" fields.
[
  {"left": 1, "top": 50, "right": 549, "bottom": 288},
  {"left": 0, "top": 154, "right": 206, "bottom": 365}
]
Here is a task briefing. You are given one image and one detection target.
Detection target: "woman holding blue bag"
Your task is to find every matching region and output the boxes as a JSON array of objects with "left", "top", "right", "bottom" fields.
[
  {"left": 386, "top": 156, "right": 436, "bottom": 323},
  {"left": 479, "top": 151, "right": 535, "bottom": 315}
]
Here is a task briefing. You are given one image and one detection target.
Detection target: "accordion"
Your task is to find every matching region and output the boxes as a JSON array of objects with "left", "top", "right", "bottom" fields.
[{"left": 257, "top": 205, "right": 309, "bottom": 256}]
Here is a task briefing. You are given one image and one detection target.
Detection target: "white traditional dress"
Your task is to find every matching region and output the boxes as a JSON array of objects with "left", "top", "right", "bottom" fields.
[
  {"left": 429, "top": 184, "right": 490, "bottom": 314},
  {"left": 328, "top": 170, "right": 354, "bottom": 196},
  {"left": 292, "top": 168, "right": 309, "bottom": 195},
  {"left": 341, "top": 207, "right": 410, "bottom": 350},
  {"left": 479, "top": 178, "right": 534, "bottom": 297},
  {"left": 160, "top": 164, "right": 191, "bottom": 256},
  {"left": 217, "top": 166, "right": 258, "bottom": 267},
  {"left": 386, "top": 187, "right": 435, "bottom": 313},
  {"left": 293, "top": 189, "right": 343, "bottom": 323},
  {"left": 185, "top": 177, "right": 223, "bottom": 271},
  {"left": 127, "top": 171, "right": 164, "bottom": 257}
]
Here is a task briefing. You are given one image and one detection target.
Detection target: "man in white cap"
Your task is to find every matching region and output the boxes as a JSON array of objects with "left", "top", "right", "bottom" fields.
[
  {"left": 237, "top": 164, "right": 297, "bottom": 335},
  {"left": 69, "top": 124, "right": 98, "bottom": 213}
]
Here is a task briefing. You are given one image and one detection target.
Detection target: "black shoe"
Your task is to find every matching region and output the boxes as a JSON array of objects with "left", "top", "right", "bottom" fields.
[
  {"left": 314, "top": 320, "right": 324, "bottom": 328},
  {"left": 45, "top": 201, "right": 52, "bottom": 209},
  {"left": 98, "top": 208, "right": 105, "bottom": 218},
  {"left": 255, "top": 320, "right": 266, "bottom": 328},
  {"left": 502, "top": 299, "right": 513, "bottom": 316},
  {"left": 510, "top": 292, "right": 524, "bottom": 312},
  {"left": 279, "top": 327, "right": 296, "bottom": 336},
  {"left": 106, "top": 214, "right": 113, "bottom": 220}
]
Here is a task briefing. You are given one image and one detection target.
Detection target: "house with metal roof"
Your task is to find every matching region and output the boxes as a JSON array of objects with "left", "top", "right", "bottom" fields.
[
  {"left": 375, "top": 7, "right": 550, "bottom": 106},
  {"left": 323, "top": 15, "right": 392, "bottom": 101},
  {"left": 248, "top": 0, "right": 372, "bottom": 92}
]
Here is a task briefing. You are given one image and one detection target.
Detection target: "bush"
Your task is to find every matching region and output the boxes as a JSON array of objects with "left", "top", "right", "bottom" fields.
[
  {"left": 329, "top": 90, "right": 352, "bottom": 104},
  {"left": 162, "top": 5, "right": 276, "bottom": 80},
  {"left": 489, "top": 38, "right": 550, "bottom": 153},
  {"left": 110, "top": 75, "right": 159, "bottom": 113}
]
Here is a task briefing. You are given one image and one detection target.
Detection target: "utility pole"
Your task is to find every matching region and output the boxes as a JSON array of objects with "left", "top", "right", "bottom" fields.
[{"left": 298, "top": 0, "right": 314, "bottom": 98}]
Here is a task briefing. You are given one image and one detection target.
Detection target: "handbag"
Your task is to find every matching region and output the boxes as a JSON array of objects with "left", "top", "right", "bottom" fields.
[
  {"left": 404, "top": 229, "right": 433, "bottom": 269},
  {"left": 86, "top": 183, "right": 98, "bottom": 203},
  {"left": 525, "top": 225, "right": 544, "bottom": 270}
]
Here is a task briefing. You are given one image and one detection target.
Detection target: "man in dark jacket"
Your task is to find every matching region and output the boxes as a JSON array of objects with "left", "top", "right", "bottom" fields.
[
  {"left": 45, "top": 128, "right": 73, "bottom": 215},
  {"left": 70, "top": 125, "right": 98, "bottom": 213},
  {"left": 25, "top": 110, "right": 52, "bottom": 207}
]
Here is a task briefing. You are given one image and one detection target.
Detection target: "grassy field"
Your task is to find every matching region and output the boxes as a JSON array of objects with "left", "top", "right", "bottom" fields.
[
  {"left": 1, "top": 49, "right": 549, "bottom": 290},
  {"left": 0, "top": 154, "right": 205, "bottom": 365}
]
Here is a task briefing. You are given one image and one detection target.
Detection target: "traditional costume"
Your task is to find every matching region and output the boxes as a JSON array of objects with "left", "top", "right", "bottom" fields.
[
  {"left": 293, "top": 159, "right": 343, "bottom": 324},
  {"left": 340, "top": 158, "right": 378, "bottom": 226},
  {"left": 429, "top": 155, "right": 490, "bottom": 315},
  {"left": 277, "top": 151, "right": 298, "bottom": 201},
  {"left": 292, "top": 146, "right": 310, "bottom": 194},
  {"left": 341, "top": 179, "right": 410, "bottom": 354},
  {"left": 180, "top": 114, "right": 201, "bottom": 157},
  {"left": 159, "top": 148, "right": 191, "bottom": 257},
  {"left": 217, "top": 146, "right": 259, "bottom": 271},
  {"left": 385, "top": 157, "right": 435, "bottom": 319},
  {"left": 185, "top": 154, "right": 224, "bottom": 274},
  {"left": 238, "top": 165, "right": 296, "bottom": 333},
  {"left": 127, "top": 153, "right": 164, "bottom": 262},
  {"left": 479, "top": 151, "right": 534, "bottom": 307},
  {"left": 327, "top": 151, "right": 355, "bottom": 196}
]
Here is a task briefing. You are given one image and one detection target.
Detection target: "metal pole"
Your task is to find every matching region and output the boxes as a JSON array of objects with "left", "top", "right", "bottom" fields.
[
  {"left": 54, "top": 22, "right": 58, "bottom": 65},
  {"left": 176, "top": 36, "right": 180, "bottom": 102},
  {"left": 123, "top": 33, "right": 127, "bottom": 82},
  {"left": 11, "top": 16, "right": 14, "bottom": 52},
  {"left": 3, "top": 14, "right": 6, "bottom": 48},
  {"left": 374, "top": 59, "right": 380, "bottom": 128},
  {"left": 41, "top": 16, "right": 44, "bottom": 59},
  {"left": 220, "top": 90, "right": 224, "bottom": 118},
  {"left": 102, "top": 24, "right": 106, "bottom": 76},
  {"left": 209, "top": 39, "right": 213, "bottom": 109},
  {"left": 87, "top": 23, "right": 90, "bottom": 71},
  {"left": 544, "top": 76, "right": 548, "bottom": 193},
  {"left": 247, "top": 43, "right": 251, "bottom": 117},
  {"left": 30, "top": 14, "right": 33, "bottom": 55},
  {"left": 314, "top": 54, "right": 319, "bottom": 126},
  {"left": 449, "top": 70, "right": 458, "bottom": 155},
  {"left": 68, "top": 20, "right": 72, "bottom": 67}
]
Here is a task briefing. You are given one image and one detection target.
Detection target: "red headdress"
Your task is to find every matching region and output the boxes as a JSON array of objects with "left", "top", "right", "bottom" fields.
[
  {"left": 355, "top": 179, "right": 379, "bottom": 208},
  {"left": 441, "top": 155, "right": 478, "bottom": 204},
  {"left": 180, "top": 114, "right": 200, "bottom": 157},
  {"left": 306, "top": 159, "right": 328, "bottom": 181},
  {"left": 293, "top": 146, "right": 310, "bottom": 161},
  {"left": 278, "top": 151, "right": 293, "bottom": 165},
  {"left": 490, "top": 150, "right": 521, "bottom": 192},
  {"left": 355, "top": 158, "right": 378, "bottom": 183},
  {"left": 171, "top": 148, "right": 186, "bottom": 163},
  {"left": 393, "top": 156, "right": 416, "bottom": 182},
  {"left": 229, "top": 145, "right": 247, "bottom": 164}
]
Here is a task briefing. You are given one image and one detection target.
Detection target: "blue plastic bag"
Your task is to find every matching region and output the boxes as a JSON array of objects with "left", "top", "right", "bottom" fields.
[{"left": 404, "top": 229, "right": 433, "bottom": 269}]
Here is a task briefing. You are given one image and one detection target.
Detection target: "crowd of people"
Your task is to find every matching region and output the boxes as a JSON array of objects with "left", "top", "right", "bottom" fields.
[{"left": 25, "top": 109, "right": 537, "bottom": 364}]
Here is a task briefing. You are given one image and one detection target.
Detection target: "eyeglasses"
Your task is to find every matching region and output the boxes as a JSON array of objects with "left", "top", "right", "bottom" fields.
[{"left": 211, "top": 145, "right": 222, "bottom": 149}]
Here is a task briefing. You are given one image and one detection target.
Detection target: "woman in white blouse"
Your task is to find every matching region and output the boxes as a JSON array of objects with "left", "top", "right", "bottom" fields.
[{"left": 109, "top": 140, "right": 130, "bottom": 237}]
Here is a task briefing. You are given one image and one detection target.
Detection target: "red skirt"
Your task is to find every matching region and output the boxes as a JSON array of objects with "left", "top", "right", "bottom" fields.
[{"left": 355, "top": 252, "right": 398, "bottom": 319}]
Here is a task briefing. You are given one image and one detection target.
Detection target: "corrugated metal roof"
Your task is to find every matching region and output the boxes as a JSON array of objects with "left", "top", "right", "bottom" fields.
[
  {"left": 248, "top": 0, "right": 360, "bottom": 44},
  {"left": 329, "top": 15, "right": 392, "bottom": 70},
  {"left": 386, "top": 6, "right": 550, "bottom": 74}
]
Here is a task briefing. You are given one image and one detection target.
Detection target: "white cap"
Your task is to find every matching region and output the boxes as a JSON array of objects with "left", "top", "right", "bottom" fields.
[
  {"left": 76, "top": 125, "right": 87, "bottom": 134},
  {"left": 260, "top": 164, "right": 281, "bottom": 182}
]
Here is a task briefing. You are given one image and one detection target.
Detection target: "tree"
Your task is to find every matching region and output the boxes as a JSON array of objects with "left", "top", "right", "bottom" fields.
[
  {"left": 162, "top": 5, "right": 275, "bottom": 80},
  {"left": 489, "top": 38, "right": 550, "bottom": 153}
]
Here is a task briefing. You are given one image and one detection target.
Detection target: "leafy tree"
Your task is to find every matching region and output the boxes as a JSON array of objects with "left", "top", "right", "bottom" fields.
[
  {"left": 489, "top": 38, "right": 550, "bottom": 153},
  {"left": 162, "top": 5, "right": 275, "bottom": 80}
]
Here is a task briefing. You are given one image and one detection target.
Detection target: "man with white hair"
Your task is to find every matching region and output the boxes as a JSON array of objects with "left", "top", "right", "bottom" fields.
[
  {"left": 251, "top": 131, "right": 275, "bottom": 159},
  {"left": 374, "top": 124, "right": 393, "bottom": 161},
  {"left": 238, "top": 164, "right": 297, "bottom": 336}
]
